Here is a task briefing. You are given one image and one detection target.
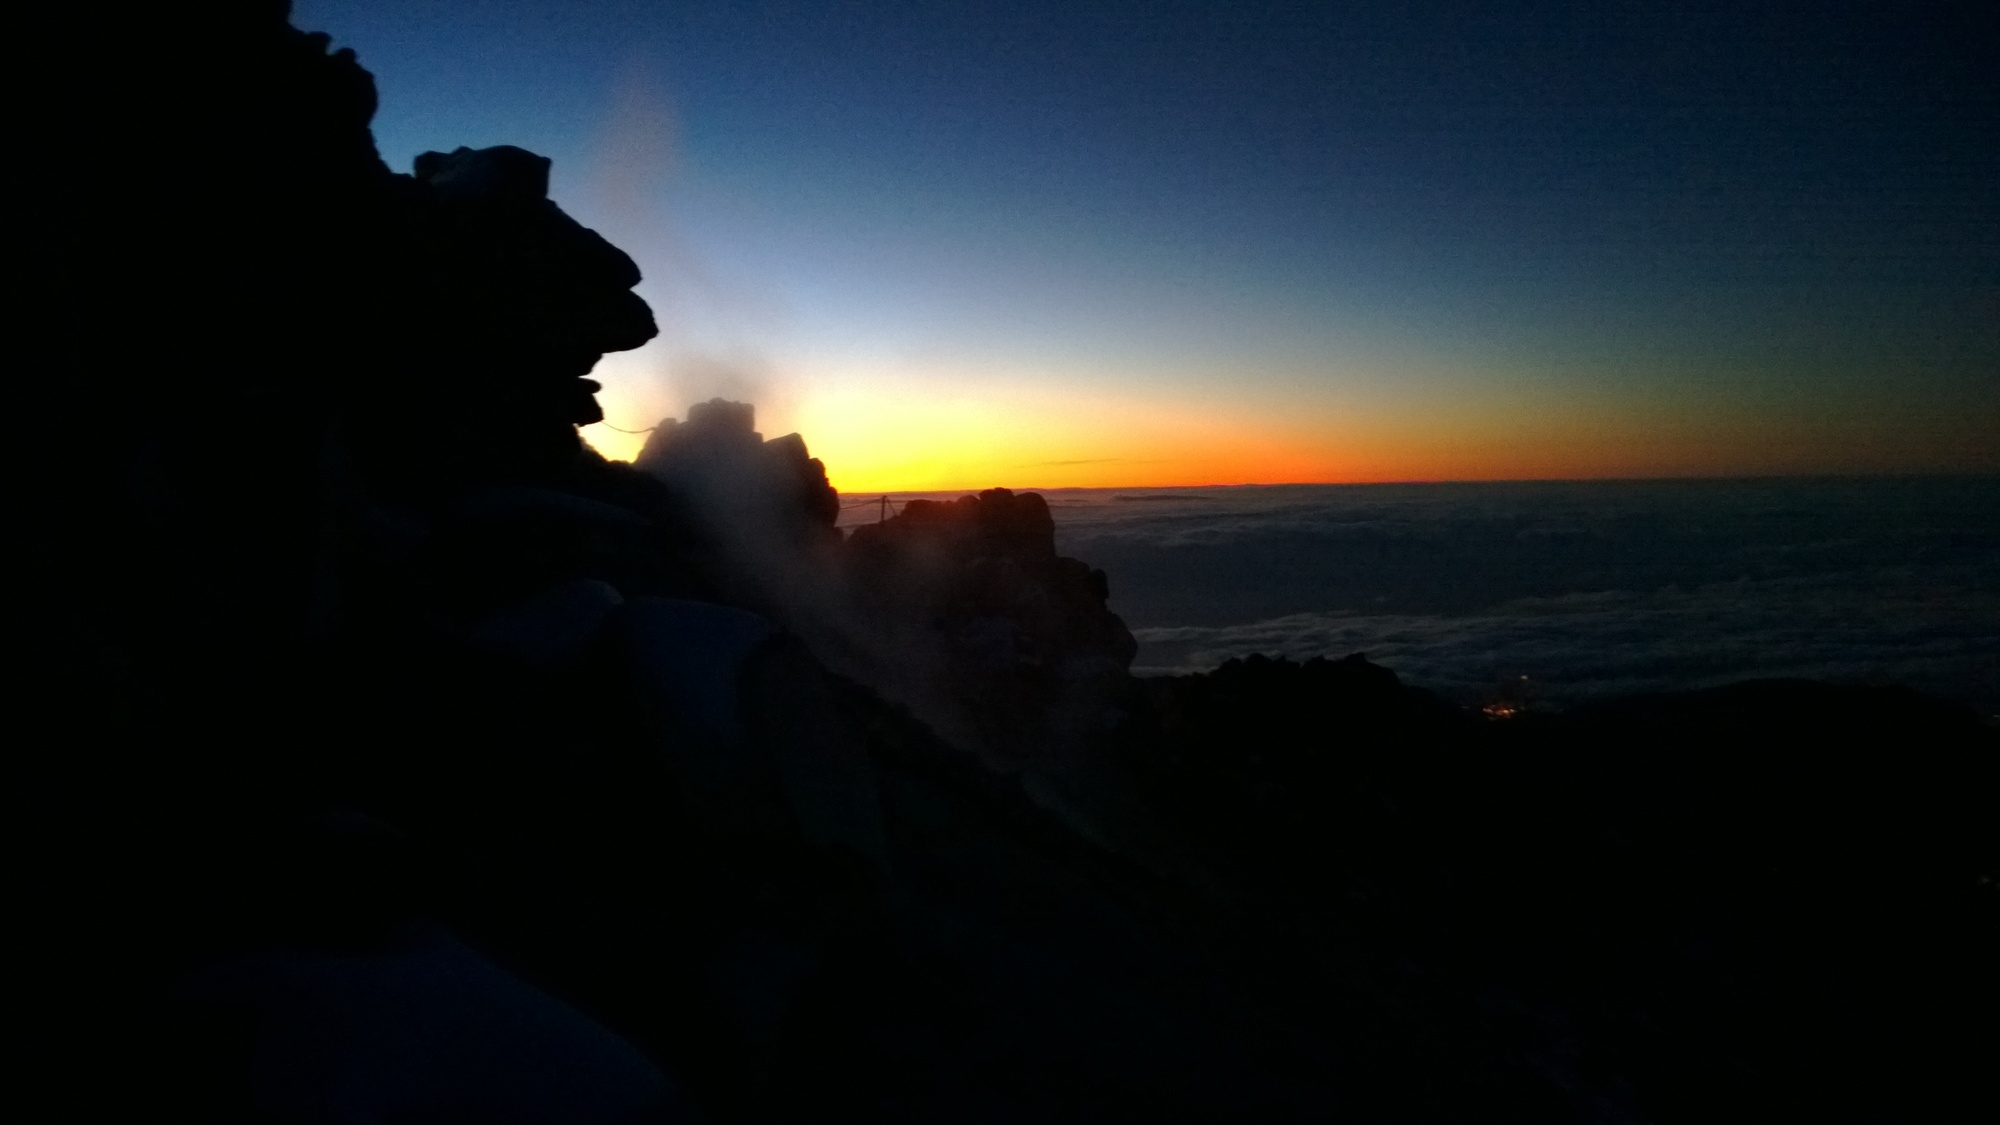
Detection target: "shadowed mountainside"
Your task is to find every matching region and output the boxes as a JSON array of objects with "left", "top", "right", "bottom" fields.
[{"left": 18, "top": 5, "right": 1996, "bottom": 1123}]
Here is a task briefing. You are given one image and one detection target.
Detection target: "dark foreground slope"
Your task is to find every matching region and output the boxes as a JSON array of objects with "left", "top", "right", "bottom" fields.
[
  {"left": 17, "top": 6, "right": 1995, "bottom": 1123},
  {"left": 1105, "top": 659, "right": 1998, "bottom": 1121}
]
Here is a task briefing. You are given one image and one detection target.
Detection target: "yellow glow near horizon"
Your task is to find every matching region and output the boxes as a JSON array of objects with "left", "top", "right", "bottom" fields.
[
  {"left": 581, "top": 365, "right": 1999, "bottom": 491},
  {"left": 583, "top": 375, "right": 1332, "bottom": 490},
  {"left": 788, "top": 378, "right": 1334, "bottom": 492}
]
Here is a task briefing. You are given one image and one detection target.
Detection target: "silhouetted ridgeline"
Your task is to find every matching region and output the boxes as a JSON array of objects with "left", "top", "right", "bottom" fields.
[{"left": 18, "top": 6, "right": 1995, "bottom": 1122}]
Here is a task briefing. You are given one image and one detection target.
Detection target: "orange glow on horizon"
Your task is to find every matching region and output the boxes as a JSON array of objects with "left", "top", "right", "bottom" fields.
[{"left": 581, "top": 368, "right": 1999, "bottom": 492}]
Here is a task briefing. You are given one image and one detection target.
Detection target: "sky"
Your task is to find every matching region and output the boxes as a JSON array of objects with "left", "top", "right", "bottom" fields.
[{"left": 295, "top": 0, "right": 1997, "bottom": 491}]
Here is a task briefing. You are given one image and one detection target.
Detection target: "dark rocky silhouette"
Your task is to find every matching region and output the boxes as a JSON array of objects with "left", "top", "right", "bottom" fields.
[
  {"left": 633, "top": 398, "right": 843, "bottom": 588},
  {"left": 844, "top": 487, "right": 1138, "bottom": 765},
  {"left": 636, "top": 399, "right": 840, "bottom": 537},
  {"left": 625, "top": 417, "right": 1134, "bottom": 768},
  {"left": 1101, "top": 661, "right": 1999, "bottom": 1121},
  {"left": 378, "top": 142, "right": 658, "bottom": 484},
  {"left": 19, "top": 5, "right": 1995, "bottom": 1123}
]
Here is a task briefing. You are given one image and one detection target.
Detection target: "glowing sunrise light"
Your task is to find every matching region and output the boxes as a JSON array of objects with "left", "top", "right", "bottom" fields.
[
  {"left": 582, "top": 352, "right": 2000, "bottom": 492},
  {"left": 786, "top": 374, "right": 1335, "bottom": 493}
]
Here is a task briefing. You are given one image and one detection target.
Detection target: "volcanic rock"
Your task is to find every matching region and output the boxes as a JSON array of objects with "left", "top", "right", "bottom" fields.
[{"left": 844, "top": 488, "right": 1138, "bottom": 764}]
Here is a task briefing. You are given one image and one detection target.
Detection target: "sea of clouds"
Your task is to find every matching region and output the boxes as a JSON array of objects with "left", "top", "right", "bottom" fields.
[{"left": 851, "top": 477, "right": 2000, "bottom": 712}]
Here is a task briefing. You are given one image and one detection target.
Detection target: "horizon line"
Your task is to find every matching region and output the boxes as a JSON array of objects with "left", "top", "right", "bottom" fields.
[{"left": 823, "top": 468, "right": 2000, "bottom": 496}]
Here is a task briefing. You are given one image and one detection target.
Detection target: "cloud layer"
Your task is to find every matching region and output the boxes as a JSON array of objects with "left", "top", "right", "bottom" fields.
[{"left": 1038, "top": 477, "right": 2000, "bottom": 710}]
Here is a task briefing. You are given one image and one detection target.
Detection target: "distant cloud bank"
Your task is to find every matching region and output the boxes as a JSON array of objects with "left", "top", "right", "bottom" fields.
[
  {"left": 1129, "top": 577, "right": 1998, "bottom": 710},
  {"left": 1040, "top": 478, "right": 2000, "bottom": 711}
]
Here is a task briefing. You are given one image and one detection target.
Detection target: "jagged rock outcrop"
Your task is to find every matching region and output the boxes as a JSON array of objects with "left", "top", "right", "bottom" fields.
[
  {"left": 844, "top": 488, "right": 1139, "bottom": 765},
  {"left": 21, "top": 5, "right": 681, "bottom": 1119},
  {"left": 335, "top": 143, "right": 659, "bottom": 497},
  {"left": 389, "top": 145, "right": 656, "bottom": 475},
  {"left": 635, "top": 398, "right": 841, "bottom": 550},
  {"left": 627, "top": 416, "right": 1134, "bottom": 766}
]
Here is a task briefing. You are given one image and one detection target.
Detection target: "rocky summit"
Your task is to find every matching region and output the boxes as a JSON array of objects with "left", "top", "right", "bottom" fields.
[{"left": 18, "top": 5, "right": 1996, "bottom": 1123}]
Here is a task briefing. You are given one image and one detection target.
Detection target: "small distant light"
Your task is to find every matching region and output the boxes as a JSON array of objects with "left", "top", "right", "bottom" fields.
[{"left": 1481, "top": 701, "right": 1520, "bottom": 720}]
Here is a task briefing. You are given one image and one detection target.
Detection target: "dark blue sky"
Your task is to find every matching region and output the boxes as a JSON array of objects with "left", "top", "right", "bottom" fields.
[{"left": 295, "top": 0, "right": 1997, "bottom": 486}]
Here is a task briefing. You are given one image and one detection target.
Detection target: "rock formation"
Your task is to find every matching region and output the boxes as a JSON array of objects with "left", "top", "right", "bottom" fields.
[
  {"left": 634, "top": 398, "right": 842, "bottom": 566},
  {"left": 845, "top": 488, "right": 1138, "bottom": 765},
  {"left": 626, "top": 409, "right": 1136, "bottom": 768}
]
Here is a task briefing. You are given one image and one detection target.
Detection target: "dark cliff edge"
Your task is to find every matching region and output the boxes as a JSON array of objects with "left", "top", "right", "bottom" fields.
[{"left": 18, "top": 6, "right": 1996, "bottom": 1123}]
